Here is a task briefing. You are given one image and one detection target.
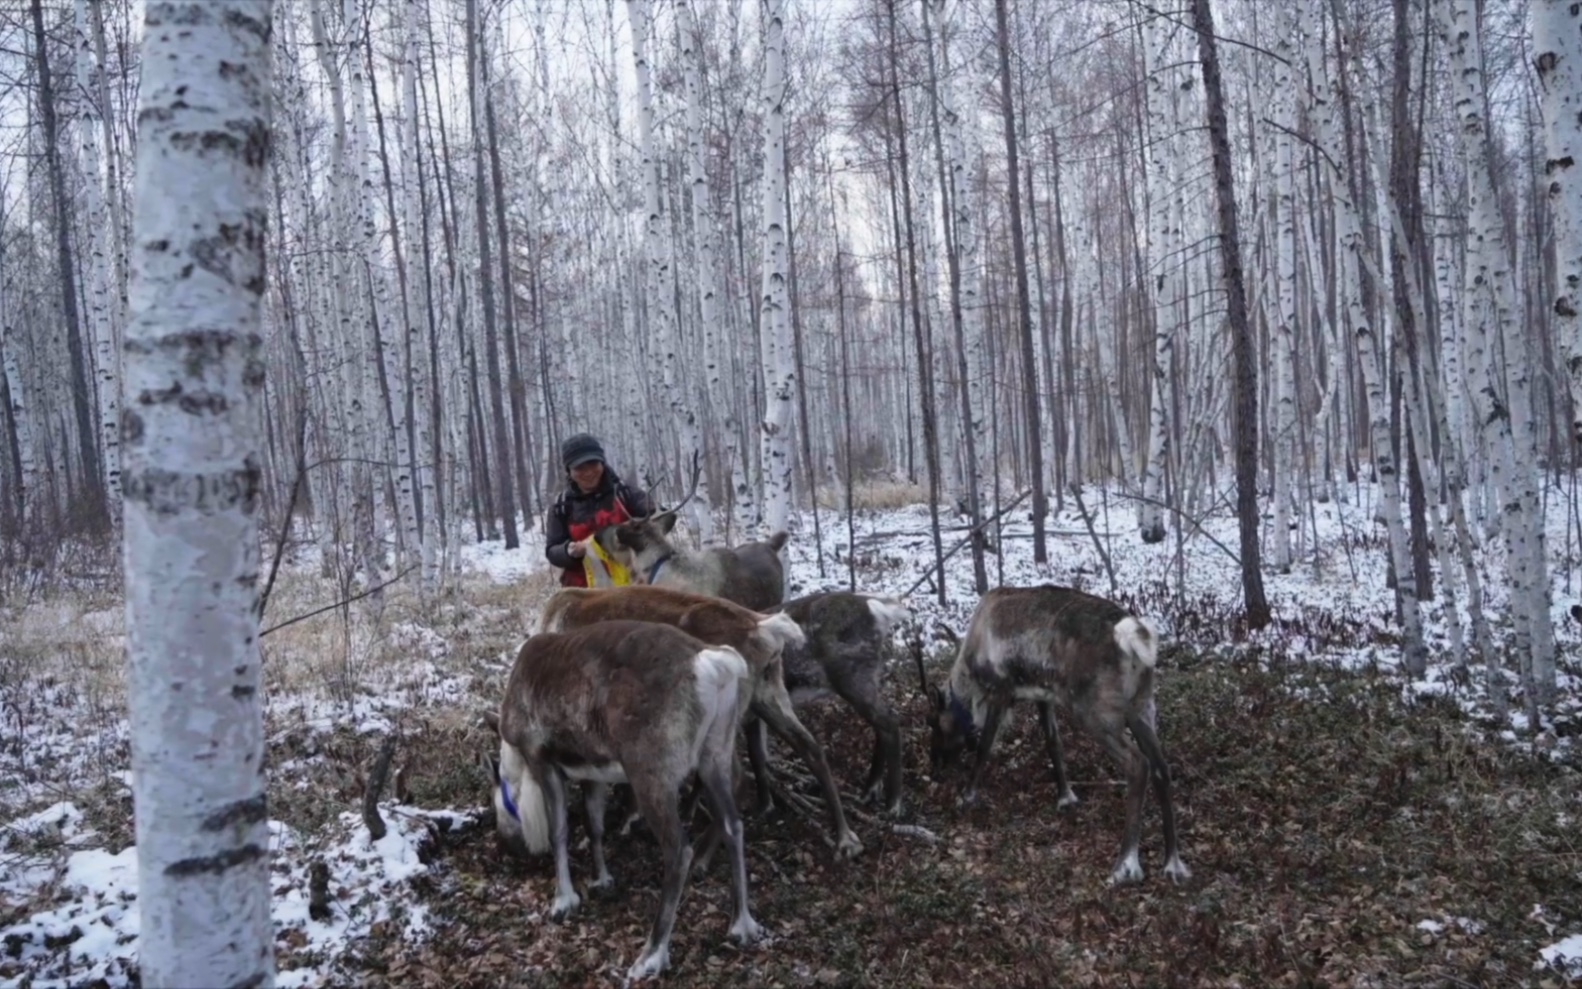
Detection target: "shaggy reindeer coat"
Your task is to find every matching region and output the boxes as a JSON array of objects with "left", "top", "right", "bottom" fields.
[
  {"left": 931, "top": 585, "right": 1189, "bottom": 885},
  {"left": 599, "top": 515, "right": 789, "bottom": 611},
  {"left": 540, "top": 585, "right": 864, "bottom": 859},
  {"left": 486, "top": 620, "right": 762, "bottom": 982}
]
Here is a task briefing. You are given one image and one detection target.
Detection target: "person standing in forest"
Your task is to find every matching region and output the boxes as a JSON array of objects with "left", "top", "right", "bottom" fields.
[{"left": 545, "top": 433, "right": 652, "bottom": 587}]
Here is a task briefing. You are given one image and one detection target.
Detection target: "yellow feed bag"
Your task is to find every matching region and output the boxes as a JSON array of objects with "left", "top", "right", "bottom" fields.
[{"left": 583, "top": 536, "right": 634, "bottom": 587}]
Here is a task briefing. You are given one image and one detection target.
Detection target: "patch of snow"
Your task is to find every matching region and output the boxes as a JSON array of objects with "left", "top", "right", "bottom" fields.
[{"left": 1537, "top": 933, "right": 1582, "bottom": 978}]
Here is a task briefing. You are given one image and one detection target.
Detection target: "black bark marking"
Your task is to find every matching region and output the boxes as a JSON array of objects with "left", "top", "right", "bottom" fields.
[
  {"left": 201, "top": 793, "right": 267, "bottom": 832},
  {"left": 232, "top": 684, "right": 256, "bottom": 699},
  {"left": 164, "top": 843, "right": 264, "bottom": 878},
  {"left": 122, "top": 461, "right": 262, "bottom": 517}
]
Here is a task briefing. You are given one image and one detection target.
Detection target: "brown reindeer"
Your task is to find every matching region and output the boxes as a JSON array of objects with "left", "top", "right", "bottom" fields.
[
  {"left": 598, "top": 513, "right": 789, "bottom": 612},
  {"left": 927, "top": 585, "right": 1189, "bottom": 885},
  {"left": 540, "top": 585, "right": 864, "bottom": 859},
  {"left": 481, "top": 620, "right": 763, "bottom": 982}
]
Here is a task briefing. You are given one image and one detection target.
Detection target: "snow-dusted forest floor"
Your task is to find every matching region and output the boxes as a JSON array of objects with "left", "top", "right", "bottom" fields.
[{"left": 3, "top": 481, "right": 1582, "bottom": 987}]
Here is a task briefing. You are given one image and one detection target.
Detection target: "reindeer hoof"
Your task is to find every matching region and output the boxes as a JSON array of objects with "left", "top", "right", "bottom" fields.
[
  {"left": 955, "top": 790, "right": 981, "bottom": 810},
  {"left": 835, "top": 833, "right": 865, "bottom": 860},
  {"left": 549, "top": 891, "right": 581, "bottom": 921},
  {"left": 1163, "top": 855, "right": 1192, "bottom": 884},
  {"left": 1055, "top": 789, "right": 1080, "bottom": 810},
  {"left": 729, "top": 914, "right": 766, "bottom": 946},
  {"left": 1107, "top": 850, "right": 1143, "bottom": 886},
  {"left": 588, "top": 875, "right": 617, "bottom": 898},
  {"left": 625, "top": 945, "right": 670, "bottom": 984}
]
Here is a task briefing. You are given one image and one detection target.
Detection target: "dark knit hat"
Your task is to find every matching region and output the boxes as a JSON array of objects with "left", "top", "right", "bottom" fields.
[{"left": 561, "top": 433, "right": 606, "bottom": 470}]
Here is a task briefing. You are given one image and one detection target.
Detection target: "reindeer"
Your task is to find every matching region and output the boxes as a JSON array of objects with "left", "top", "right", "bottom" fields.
[
  {"left": 754, "top": 591, "right": 912, "bottom": 816},
  {"left": 481, "top": 620, "right": 764, "bottom": 983},
  {"left": 540, "top": 585, "right": 864, "bottom": 859},
  {"left": 925, "top": 585, "right": 1189, "bottom": 886},
  {"left": 599, "top": 515, "right": 789, "bottom": 612}
]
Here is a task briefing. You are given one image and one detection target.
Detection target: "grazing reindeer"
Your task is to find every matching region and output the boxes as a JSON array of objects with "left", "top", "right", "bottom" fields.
[
  {"left": 757, "top": 591, "right": 912, "bottom": 816},
  {"left": 481, "top": 620, "right": 763, "bottom": 982},
  {"left": 600, "top": 515, "right": 789, "bottom": 612},
  {"left": 540, "top": 585, "right": 864, "bottom": 859},
  {"left": 927, "top": 585, "right": 1189, "bottom": 886}
]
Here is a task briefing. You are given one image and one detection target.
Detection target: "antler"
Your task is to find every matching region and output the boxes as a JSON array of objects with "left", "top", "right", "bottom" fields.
[{"left": 664, "top": 450, "right": 704, "bottom": 517}]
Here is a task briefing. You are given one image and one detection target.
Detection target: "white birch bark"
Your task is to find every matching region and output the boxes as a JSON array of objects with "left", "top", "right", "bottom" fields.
[
  {"left": 934, "top": 0, "right": 990, "bottom": 512},
  {"left": 1139, "top": 13, "right": 1175, "bottom": 543},
  {"left": 403, "top": 0, "right": 438, "bottom": 590},
  {"left": 630, "top": 0, "right": 709, "bottom": 537},
  {"left": 1536, "top": 0, "right": 1582, "bottom": 447},
  {"left": 122, "top": 4, "right": 274, "bottom": 984},
  {"left": 1305, "top": 11, "right": 1428, "bottom": 675},
  {"left": 758, "top": 0, "right": 795, "bottom": 537},
  {"left": 1269, "top": 7, "right": 1298, "bottom": 571},
  {"left": 1443, "top": 0, "right": 1556, "bottom": 705},
  {"left": 75, "top": 0, "right": 119, "bottom": 510}
]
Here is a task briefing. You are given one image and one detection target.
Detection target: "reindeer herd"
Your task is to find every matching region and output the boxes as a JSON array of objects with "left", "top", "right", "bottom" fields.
[{"left": 479, "top": 502, "right": 1190, "bottom": 982}]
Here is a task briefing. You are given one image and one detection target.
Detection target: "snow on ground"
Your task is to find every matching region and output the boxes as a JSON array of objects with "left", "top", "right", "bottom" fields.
[{"left": 2, "top": 481, "right": 1579, "bottom": 984}]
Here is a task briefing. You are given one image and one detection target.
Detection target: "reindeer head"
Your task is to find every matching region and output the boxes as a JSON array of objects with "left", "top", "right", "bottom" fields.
[
  {"left": 602, "top": 513, "right": 679, "bottom": 578},
  {"left": 913, "top": 625, "right": 976, "bottom": 774}
]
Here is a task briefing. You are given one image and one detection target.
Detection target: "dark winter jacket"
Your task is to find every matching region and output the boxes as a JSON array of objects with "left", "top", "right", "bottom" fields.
[{"left": 544, "top": 470, "right": 652, "bottom": 587}]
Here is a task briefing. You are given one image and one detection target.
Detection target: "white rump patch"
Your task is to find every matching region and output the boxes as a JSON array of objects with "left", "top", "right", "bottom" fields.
[
  {"left": 756, "top": 611, "right": 807, "bottom": 651},
  {"left": 864, "top": 595, "right": 912, "bottom": 635},
  {"left": 690, "top": 647, "right": 749, "bottom": 768},
  {"left": 1114, "top": 616, "right": 1159, "bottom": 668}
]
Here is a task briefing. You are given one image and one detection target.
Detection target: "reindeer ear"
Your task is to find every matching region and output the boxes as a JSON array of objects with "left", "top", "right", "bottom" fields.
[
  {"left": 480, "top": 709, "right": 501, "bottom": 735},
  {"left": 656, "top": 511, "right": 679, "bottom": 535}
]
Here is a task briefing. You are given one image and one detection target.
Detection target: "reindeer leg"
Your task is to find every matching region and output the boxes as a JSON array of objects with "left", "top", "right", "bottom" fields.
[
  {"left": 961, "top": 701, "right": 1007, "bottom": 807},
  {"left": 584, "top": 782, "right": 615, "bottom": 893},
  {"left": 754, "top": 694, "right": 864, "bottom": 860},
  {"left": 744, "top": 713, "right": 776, "bottom": 817},
  {"left": 698, "top": 759, "right": 764, "bottom": 946},
  {"left": 1128, "top": 710, "right": 1190, "bottom": 883},
  {"left": 1089, "top": 723, "right": 1149, "bottom": 885},
  {"left": 543, "top": 770, "right": 581, "bottom": 920},
  {"left": 846, "top": 687, "right": 904, "bottom": 817},
  {"left": 1037, "top": 701, "right": 1080, "bottom": 809},
  {"left": 625, "top": 778, "right": 694, "bottom": 984}
]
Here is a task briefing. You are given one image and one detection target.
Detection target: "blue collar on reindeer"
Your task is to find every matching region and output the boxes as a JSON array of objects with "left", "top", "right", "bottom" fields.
[
  {"left": 646, "top": 554, "right": 675, "bottom": 586},
  {"left": 947, "top": 688, "right": 980, "bottom": 745},
  {"left": 498, "top": 775, "right": 522, "bottom": 822}
]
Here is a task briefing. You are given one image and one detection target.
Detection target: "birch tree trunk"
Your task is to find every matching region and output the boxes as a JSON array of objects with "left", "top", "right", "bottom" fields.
[
  {"left": 75, "top": 0, "right": 120, "bottom": 516},
  {"left": 123, "top": 3, "right": 274, "bottom": 984},
  {"left": 1, "top": 322, "right": 35, "bottom": 532},
  {"left": 1139, "top": 14, "right": 1175, "bottom": 545},
  {"left": 403, "top": 0, "right": 439, "bottom": 590},
  {"left": 677, "top": 0, "right": 733, "bottom": 542},
  {"left": 1535, "top": 0, "right": 1582, "bottom": 448},
  {"left": 1443, "top": 0, "right": 1556, "bottom": 705},
  {"left": 1268, "top": 7, "right": 1297, "bottom": 572},
  {"left": 758, "top": 0, "right": 795, "bottom": 537}
]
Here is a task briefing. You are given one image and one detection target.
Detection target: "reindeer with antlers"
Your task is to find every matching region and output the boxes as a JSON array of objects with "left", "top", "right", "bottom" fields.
[
  {"left": 597, "top": 454, "right": 790, "bottom": 611},
  {"left": 482, "top": 620, "right": 765, "bottom": 982},
  {"left": 923, "top": 585, "right": 1190, "bottom": 886}
]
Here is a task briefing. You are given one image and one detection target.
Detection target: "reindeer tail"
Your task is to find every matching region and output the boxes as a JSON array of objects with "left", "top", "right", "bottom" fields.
[
  {"left": 1113, "top": 616, "right": 1160, "bottom": 669},
  {"left": 767, "top": 531, "right": 791, "bottom": 553},
  {"left": 863, "top": 595, "right": 912, "bottom": 636},
  {"left": 537, "top": 588, "right": 591, "bottom": 633},
  {"left": 754, "top": 611, "right": 806, "bottom": 651},
  {"left": 495, "top": 739, "right": 552, "bottom": 855}
]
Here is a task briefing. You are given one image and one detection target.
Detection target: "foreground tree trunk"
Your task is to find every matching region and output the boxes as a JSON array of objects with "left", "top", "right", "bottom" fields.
[
  {"left": 1535, "top": 0, "right": 1582, "bottom": 448},
  {"left": 122, "top": 3, "right": 275, "bottom": 985},
  {"left": 1191, "top": 0, "right": 1270, "bottom": 628},
  {"left": 758, "top": 0, "right": 796, "bottom": 537}
]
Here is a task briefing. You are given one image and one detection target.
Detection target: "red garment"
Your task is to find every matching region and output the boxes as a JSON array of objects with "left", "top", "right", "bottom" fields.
[{"left": 560, "top": 496, "right": 635, "bottom": 587}]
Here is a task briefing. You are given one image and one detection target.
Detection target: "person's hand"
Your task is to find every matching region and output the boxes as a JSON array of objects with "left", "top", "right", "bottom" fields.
[{"left": 568, "top": 538, "right": 589, "bottom": 559}]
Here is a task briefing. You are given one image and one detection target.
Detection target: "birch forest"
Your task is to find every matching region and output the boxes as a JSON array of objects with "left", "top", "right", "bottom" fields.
[
  {"left": 8, "top": 0, "right": 1582, "bottom": 985},
  {"left": 3, "top": 0, "right": 1580, "bottom": 693}
]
